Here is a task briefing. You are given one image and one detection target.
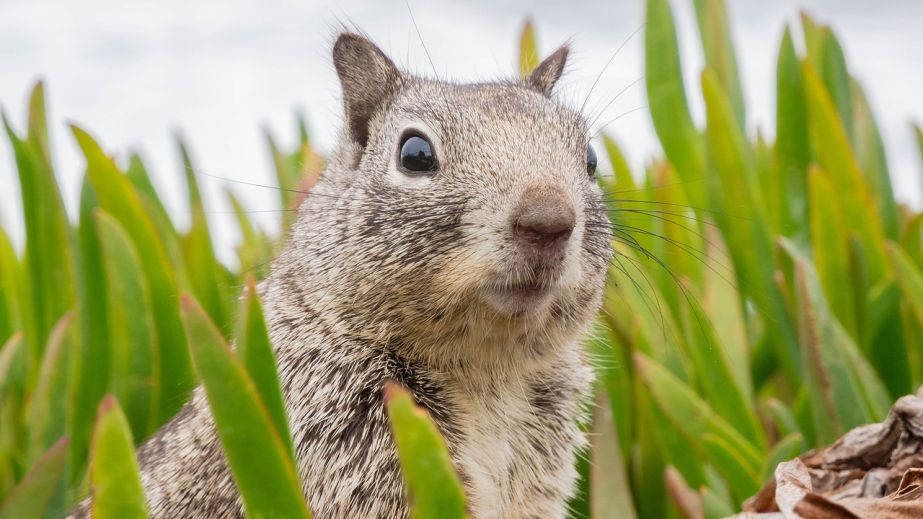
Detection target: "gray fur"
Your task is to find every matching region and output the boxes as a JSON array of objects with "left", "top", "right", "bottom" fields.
[{"left": 71, "top": 32, "right": 613, "bottom": 519}]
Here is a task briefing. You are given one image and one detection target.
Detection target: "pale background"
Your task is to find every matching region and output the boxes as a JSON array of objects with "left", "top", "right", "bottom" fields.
[{"left": 1, "top": 0, "right": 921, "bottom": 265}]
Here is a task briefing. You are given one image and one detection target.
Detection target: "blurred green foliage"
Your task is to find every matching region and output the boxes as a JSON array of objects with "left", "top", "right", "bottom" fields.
[{"left": 1, "top": 1, "right": 923, "bottom": 517}]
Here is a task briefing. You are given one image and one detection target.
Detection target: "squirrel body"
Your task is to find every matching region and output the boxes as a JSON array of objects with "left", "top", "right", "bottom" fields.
[{"left": 72, "top": 32, "right": 612, "bottom": 518}]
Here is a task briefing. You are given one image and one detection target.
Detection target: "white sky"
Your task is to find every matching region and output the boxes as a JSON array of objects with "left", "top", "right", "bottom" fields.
[{"left": 1, "top": 0, "right": 921, "bottom": 266}]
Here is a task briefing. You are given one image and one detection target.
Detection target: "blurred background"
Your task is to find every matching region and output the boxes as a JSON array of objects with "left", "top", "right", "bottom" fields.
[{"left": 1, "top": 0, "right": 921, "bottom": 265}]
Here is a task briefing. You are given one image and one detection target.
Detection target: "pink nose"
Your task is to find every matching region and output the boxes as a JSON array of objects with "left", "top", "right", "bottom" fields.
[{"left": 512, "top": 186, "right": 576, "bottom": 263}]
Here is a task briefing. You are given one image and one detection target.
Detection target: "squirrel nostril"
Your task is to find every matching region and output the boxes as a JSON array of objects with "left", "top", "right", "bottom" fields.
[
  {"left": 511, "top": 186, "right": 577, "bottom": 258},
  {"left": 515, "top": 219, "right": 574, "bottom": 248}
]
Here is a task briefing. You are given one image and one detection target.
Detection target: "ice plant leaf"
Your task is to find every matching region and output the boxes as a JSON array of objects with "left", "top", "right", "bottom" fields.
[{"left": 385, "top": 381, "right": 467, "bottom": 519}]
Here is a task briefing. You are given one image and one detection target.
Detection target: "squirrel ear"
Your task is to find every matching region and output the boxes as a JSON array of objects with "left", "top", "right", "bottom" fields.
[
  {"left": 333, "top": 33, "right": 402, "bottom": 148},
  {"left": 526, "top": 45, "right": 569, "bottom": 96}
]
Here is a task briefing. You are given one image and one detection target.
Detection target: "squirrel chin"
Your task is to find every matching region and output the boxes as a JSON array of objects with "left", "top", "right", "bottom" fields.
[{"left": 480, "top": 282, "right": 558, "bottom": 318}]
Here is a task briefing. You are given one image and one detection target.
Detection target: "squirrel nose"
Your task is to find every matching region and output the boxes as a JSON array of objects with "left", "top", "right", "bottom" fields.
[{"left": 512, "top": 186, "right": 576, "bottom": 262}]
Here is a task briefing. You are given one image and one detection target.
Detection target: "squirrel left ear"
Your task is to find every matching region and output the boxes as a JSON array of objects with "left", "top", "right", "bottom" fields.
[
  {"left": 333, "top": 32, "right": 402, "bottom": 149},
  {"left": 526, "top": 45, "right": 569, "bottom": 95}
]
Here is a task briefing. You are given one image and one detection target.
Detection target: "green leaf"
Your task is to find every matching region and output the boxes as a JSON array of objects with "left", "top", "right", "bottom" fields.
[
  {"left": 764, "top": 398, "right": 801, "bottom": 440},
  {"left": 180, "top": 295, "right": 309, "bottom": 519},
  {"left": 178, "top": 140, "right": 228, "bottom": 333},
  {"left": 591, "top": 323, "right": 633, "bottom": 462},
  {"left": 0, "top": 334, "right": 25, "bottom": 497},
  {"left": 761, "top": 433, "right": 804, "bottom": 482},
  {"left": 226, "top": 189, "right": 274, "bottom": 277},
  {"left": 90, "top": 396, "right": 148, "bottom": 519},
  {"left": 0, "top": 226, "right": 19, "bottom": 345},
  {"left": 772, "top": 25, "right": 810, "bottom": 236},
  {"left": 888, "top": 242, "right": 923, "bottom": 347},
  {"left": 0, "top": 437, "right": 68, "bottom": 519},
  {"left": 69, "top": 178, "right": 111, "bottom": 483},
  {"left": 27, "top": 314, "right": 74, "bottom": 463},
  {"left": 644, "top": 0, "right": 705, "bottom": 205},
  {"left": 700, "top": 433, "right": 760, "bottom": 501},
  {"left": 702, "top": 68, "right": 801, "bottom": 383},
  {"left": 384, "top": 381, "right": 467, "bottom": 519},
  {"left": 603, "top": 247, "right": 689, "bottom": 379},
  {"left": 71, "top": 126, "right": 193, "bottom": 422},
  {"left": 914, "top": 124, "right": 923, "bottom": 187},
  {"left": 125, "top": 154, "right": 189, "bottom": 291},
  {"left": 808, "top": 166, "right": 857, "bottom": 338},
  {"left": 691, "top": 0, "right": 745, "bottom": 128},
  {"left": 852, "top": 80, "right": 899, "bottom": 239},
  {"left": 629, "top": 381, "right": 668, "bottom": 519},
  {"left": 590, "top": 390, "right": 637, "bottom": 519},
  {"left": 678, "top": 281, "right": 764, "bottom": 448},
  {"left": 701, "top": 230, "right": 750, "bottom": 396},
  {"left": 815, "top": 28, "right": 855, "bottom": 143},
  {"left": 3, "top": 85, "right": 74, "bottom": 366},
  {"left": 518, "top": 19, "right": 539, "bottom": 77},
  {"left": 701, "top": 485, "right": 735, "bottom": 519},
  {"left": 784, "top": 240, "right": 891, "bottom": 443},
  {"left": 633, "top": 352, "right": 761, "bottom": 473},
  {"left": 802, "top": 63, "right": 888, "bottom": 283},
  {"left": 602, "top": 134, "right": 636, "bottom": 194},
  {"left": 235, "top": 277, "right": 295, "bottom": 463},
  {"left": 96, "top": 211, "right": 159, "bottom": 438}
]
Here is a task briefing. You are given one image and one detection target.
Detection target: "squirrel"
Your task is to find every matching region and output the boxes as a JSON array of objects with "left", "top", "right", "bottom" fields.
[{"left": 71, "top": 32, "right": 613, "bottom": 518}]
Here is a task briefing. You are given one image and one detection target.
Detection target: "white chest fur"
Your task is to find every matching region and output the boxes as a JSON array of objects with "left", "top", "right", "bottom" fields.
[{"left": 447, "top": 368, "right": 587, "bottom": 519}]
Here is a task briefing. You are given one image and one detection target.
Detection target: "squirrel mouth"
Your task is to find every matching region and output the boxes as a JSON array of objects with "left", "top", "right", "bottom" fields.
[
  {"left": 503, "top": 280, "right": 548, "bottom": 297},
  {"left": 482, "top": 277, "right": 556, "bottom": 316}
]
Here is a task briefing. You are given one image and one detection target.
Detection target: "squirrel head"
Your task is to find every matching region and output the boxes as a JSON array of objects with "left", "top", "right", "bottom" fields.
[{"left": 274, "top": 32, "right": 613, "bottom": 368}]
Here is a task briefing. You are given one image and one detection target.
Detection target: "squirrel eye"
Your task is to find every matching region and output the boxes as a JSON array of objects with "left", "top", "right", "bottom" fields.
[
  {"left": 586, "top": 144, "right": 598, "bottom": 178},
  {"left": 398, "top": 133, "right": 437, "bottom": 174}
]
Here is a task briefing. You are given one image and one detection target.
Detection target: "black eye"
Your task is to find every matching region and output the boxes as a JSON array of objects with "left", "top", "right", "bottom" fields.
[
  {"left": 586, "top": 144, "right": 598, "bottom": 177},
  {"left": 398, "top": 133, "right": 437, "bottom": 174}
]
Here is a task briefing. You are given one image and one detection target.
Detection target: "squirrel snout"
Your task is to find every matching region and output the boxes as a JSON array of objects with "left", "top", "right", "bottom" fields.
[{"left": 512, "top": 186, "right": 576, "bottom": 262}]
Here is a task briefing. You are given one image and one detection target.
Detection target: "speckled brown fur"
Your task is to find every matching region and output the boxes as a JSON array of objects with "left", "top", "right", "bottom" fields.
[{"left": 70, "top": 31, "right": 612, "bottom": 519}]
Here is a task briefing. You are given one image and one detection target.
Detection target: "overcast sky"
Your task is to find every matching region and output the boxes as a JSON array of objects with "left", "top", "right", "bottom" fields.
[{"left": 1, "top": 0, "right": 921, "bottom": 265}]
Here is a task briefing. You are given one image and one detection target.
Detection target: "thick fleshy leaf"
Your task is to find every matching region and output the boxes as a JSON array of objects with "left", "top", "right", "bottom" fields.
[
  {"left": 0, "top": 437, "right": 68, "bottom": 519},
  {"left": 852, "top": 80, "right": 899, "bottom": 239},
  {"left": 26, "top": 314, "right": 73, "bottom": 463},
  {"left": 784, "top": 240, "right": 890, "bottom": 443},
  {"left": 644, "top": 0, "right": 705, "bottom": 206},
  {"left": 889, "top": 242, "right": 923, "bottom": 345},
  {"left": 773, "top": 25, "right": 809, "bottom": 236},
  {"left": 384, "top": 381, "right": 467, "bottom": 519},
  {"left": 761, "top": 433, "right": 805, "bottom": 482},
  {"left": 235, "top": 277, "right": 294, "bottom": 463},
  {"left": 180, "top": 295, "right": 309, "bottom": 519},
  {"left": 89, "top": 396, "right": 147, "bottom": 519},
  {"left": 602, "top": 134, "right": 636, "bottom": 194},
  {"left": 802, "top": 63, "right": 887, "bottom": 282},
  {"left": 914, "top": 124, "right": 923, "bottom": 177},
  {"left": 808, "top": 166, "right": 857, "bottom": 338},
  {"left": 590, "top": 390, "right": 636, "bottom": 519},
  {"left": 3, "top": 84, "right": 74, "bottom": 365},
  {"left": 691, "top": 0, "right": 745, "bottom": 128},
  {"left": 0, "top": 334, "right": 25, "bottom": 496},
  {"left": 69, "top": 178, "right": 110, "bottom": 482},
  {"left": 72, "top": 126, "right": 193, "bottom": 422},
  {"left": 700, "top": 433, "right": 760, "bottom": 501},
  {"left": 226, "top": 189, "right": 274, "bottom": 277},
  {"left": 0, "top": 227, "right": 19, "bottom": 345},
  {"left": 678, "top": 281, "right": 764, "bottom": 448},
  {"left": 518, "top": 19, "right": 539, "bottom": 77},
  {"left": 702, "top": 68, "right": 800, "bottom": 383},
  {"left": 633, "top": 352, "right": 761, "bottom": 473},
  {"left": 178, "top": 140, "right": 228, "bottom": 333},
  {"left": 96, "top": 211, "right": 158, "bottom": 438}
]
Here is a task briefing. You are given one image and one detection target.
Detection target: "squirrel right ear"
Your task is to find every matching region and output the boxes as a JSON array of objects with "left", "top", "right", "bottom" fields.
[
  {"left": 333, "top": 33, "right": 402, "bottom": 148},
  {"left": 526, "top": 45, "right": 569, "bottom": 96}
]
